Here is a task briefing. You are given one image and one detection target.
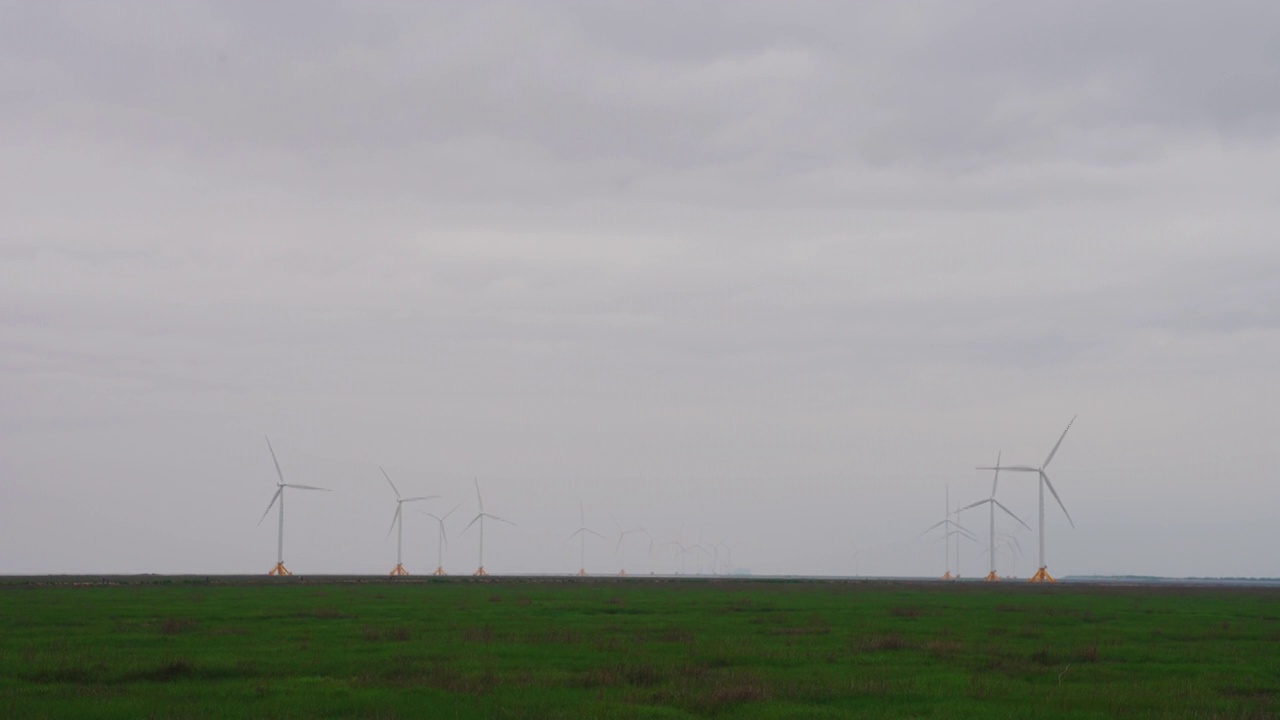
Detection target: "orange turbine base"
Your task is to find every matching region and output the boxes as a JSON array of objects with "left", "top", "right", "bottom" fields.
[
  {"left": 984, "top": 571, "right": 1000, "bottom": 582},
  {"left": 432, "top": 566, "right": 447, "bottom": 576},
  {"left": 390, "top": 565, "right": 409, "bottom": 577},
  {"left": 576, "top": 568, "right": 588, "bottom": 577},
  {"left": 941, "top": 571, "right": 953, "bottom": 580},
  {"left": 1028, "top": 567, "right": 1056, "bottom": 583},
  {"left": 268, "top": 562, "right": 292, "bottom": 576},
  {"left": 473, "top": 566, "right": 489, "bottom": 576}
]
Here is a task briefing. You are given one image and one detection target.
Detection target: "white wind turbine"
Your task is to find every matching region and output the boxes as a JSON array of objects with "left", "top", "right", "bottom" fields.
[
  {"left": 989, "top": 533, "right": 1025, "bottom": 578},
  {"left": 920, "top": 485, "right": 975, "bottom": 580},
  {"left": 979, "top": 416, "right": 1077, "bottom": 583},
  {"left": 420, "top": 503, "right": 461, "bottom": 576},
  {"left": 568, "top": 501, "right": 604, "bottom": 576},
  {"left": 258, "top": 436, "right": 329, "bottom": 576},
  {"left": 717, "top": 540, "right": 732, "bottom": 575},
  {"left": 381, "top": 467, "right": 438, "bottom": 577},
  {"left": 960, "top": 452, "right": 1031, "bottom": 582},
  {"left": 461, "top": 479, "right": 515, "bottom": 576},
  {"left": 611, "top": 515, "right": 645, "bottom": 577},
  {"left": 637, "top": 527, "right": 657, "bottom": 575}
]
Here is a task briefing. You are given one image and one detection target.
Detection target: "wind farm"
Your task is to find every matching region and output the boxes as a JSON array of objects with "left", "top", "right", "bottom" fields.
[{"left": 231, "top": 416, "right": 1099, "bottom": 586}]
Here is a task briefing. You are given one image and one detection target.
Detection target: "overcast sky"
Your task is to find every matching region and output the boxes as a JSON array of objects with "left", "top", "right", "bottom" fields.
[{"left": 3, "top": 1, "right": 1278, "bottom": 578}]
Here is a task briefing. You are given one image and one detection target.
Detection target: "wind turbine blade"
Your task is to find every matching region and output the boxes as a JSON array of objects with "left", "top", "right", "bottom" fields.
[
  {"left": 993, "top": 499, "right": 1032, "bottom": 531},
  {"left": 981, "top": 465, "right": 1039, "bottom": 473},
  {"left": 486, "top": 513, "right": 516, "bottom": 527},
  {"left": 991, "top": 451, "right": 1001, "bottom": 497},
  {"left": 579, "top": 500, "right": 585, "bottom": 527},
  {"left": 460, "top": 514, "right": 482, "bottom": 535},
  {"left": 442, "top": 503, "right": 462, "bottom": 521},
  {"left": 401, "top": 496, "right": 439, "bottom": 503},
  {"left": 265, "top": 436, "right": 286, "bottom": 485},
  {"left": 387, "top": 505, "right": 401, "bottom": 538},
  {"left": 380, "top": 466, "right": 401, "bottom": 500},
  {"left": 615, "top": 534, "right": 625, "bottom": 554},
  {"left": 959, "top": 499, "right": 991, "bottom": 511},
  {"left": 569, "top": 529, "right": 583, "bottom": 541},
  {"left": 474, "top": 479, "right": 483, "bottom": 513},
  {"left": 587, "top": 529, "right": 605, "bottom": 539},
  {"left": 918, "top": 520, "right": 947, "bottom": 537},
  {"left": 1043, "top": 415, "right": 1077, "bottom": 469},
  {"left": 439, "top": 525, "right": 449, "bottom": 549},
  {"left": 257, "top": 488, "right": 281, "bottom": 526},
  {"left": 284, "top": 484, "right": 329, "bottom": 491},
  {"left": 1041, "top": 472, "right": 1075, "bottom": 528}
]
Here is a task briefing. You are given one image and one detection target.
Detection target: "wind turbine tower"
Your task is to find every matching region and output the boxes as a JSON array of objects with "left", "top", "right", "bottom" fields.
[
  {"left": 381, "top": 467, "right": 438, "bottom": 576},
  {"left": 960, "top": 453, "right": 1031, "bottom": 581},
  {"left": 980, "top": 416, "right": 1078, "bottom": 583},
  {"left": 461, "top": 479, "right": 515, "bottom": 576},
  {"left": 258, "top": 437, "right": 329, "bottom": 576}
]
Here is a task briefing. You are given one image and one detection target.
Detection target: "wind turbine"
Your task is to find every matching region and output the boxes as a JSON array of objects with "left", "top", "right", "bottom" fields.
[
  {"left": 960, "top": 452, "right": 1031, "bottom": 582},
  {"left": 381, "top": 467, "right": 438, "bottom": 577},
  {"left": 258, "top": 436, "right": 329, "bottom": 576},
  {"left": 920, "top": 485, "right": 975, "bottom": 580},
  {"left": 461, "top": 479, "right": 515, "bottom": 576},
  {"left": 568, "top": 501, "right": 604, "bottom": 576},
  {"left": 638, "top": 527, "right": 656, "bottom": 575},
  {"left": 611, "top": 515, "right": 645, "bottom": 577},
  {"left": 717, "top": 540, "right": 733, "bottom": 575},
  {"left": 661, "top": 538, "right": 689, "bottom": 575},
  {"left": 420, "top": 503, "right": 461, "bottom": 576},
  {"left": 989, "top": 533, "right": 1025, "bottom": 578},
  {"left": 979, "top": 416, "right": 1077, "bottom": 583}
]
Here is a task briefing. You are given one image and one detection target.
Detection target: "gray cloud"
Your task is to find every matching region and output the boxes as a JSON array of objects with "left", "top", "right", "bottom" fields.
[{"left": 2, "top": 1, "right": 1279, "bottom": 577}]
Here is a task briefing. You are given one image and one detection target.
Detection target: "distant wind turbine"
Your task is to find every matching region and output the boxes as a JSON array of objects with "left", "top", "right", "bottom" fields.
[
  {"left": 960, "top": 453, "right": 1031, "bottom": 582},
  {"left": 717, "top": 539, "right": 732, "bottom": 575},
  {"left": 568, "top": 501, "right": 604, "bottom": 576},
  {"left": 381, "top": 467, "right": 438, "bottom": 577},
  {"left": 979, "top": 416, "right": 1078, "bottom": 583},
  {"left": 461, "top": 479, "right": 515, "bottom": 576},
  {"left": 611, "top": 515, "right": 645, "bottom": 577},
  {"left": 420, "top": 503, "right": 461, "bottom": 576},
  {"left": 920, "top": 485, "right": 975, "bottom": 580},
  {"left": 258, "top": 436, "right": 329, "bottom": 576}
]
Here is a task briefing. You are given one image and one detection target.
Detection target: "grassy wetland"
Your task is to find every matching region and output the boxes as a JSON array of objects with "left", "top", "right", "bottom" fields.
[{"left": 1, "top": 577, "right": 1277, "bottom": 718}]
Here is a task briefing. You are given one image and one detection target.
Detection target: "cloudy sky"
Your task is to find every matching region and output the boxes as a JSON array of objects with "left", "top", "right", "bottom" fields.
[{"left": 3, "top": 1, "right": 1278, "bottom": 578}]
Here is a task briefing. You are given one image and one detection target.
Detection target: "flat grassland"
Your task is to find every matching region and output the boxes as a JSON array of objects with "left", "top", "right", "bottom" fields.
[{"left": 1, "top": 577, "right": 1277, "bottom": 718}]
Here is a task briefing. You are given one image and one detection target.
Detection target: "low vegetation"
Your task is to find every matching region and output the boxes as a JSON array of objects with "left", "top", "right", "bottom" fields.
[{"left": 0, "top": 577, "right": 1277, "bottom": 718}]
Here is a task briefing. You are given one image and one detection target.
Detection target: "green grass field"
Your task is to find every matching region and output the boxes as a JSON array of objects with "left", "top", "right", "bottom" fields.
[{"left": 1, "top": 577, "right": 1277, "bottom": 718}]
